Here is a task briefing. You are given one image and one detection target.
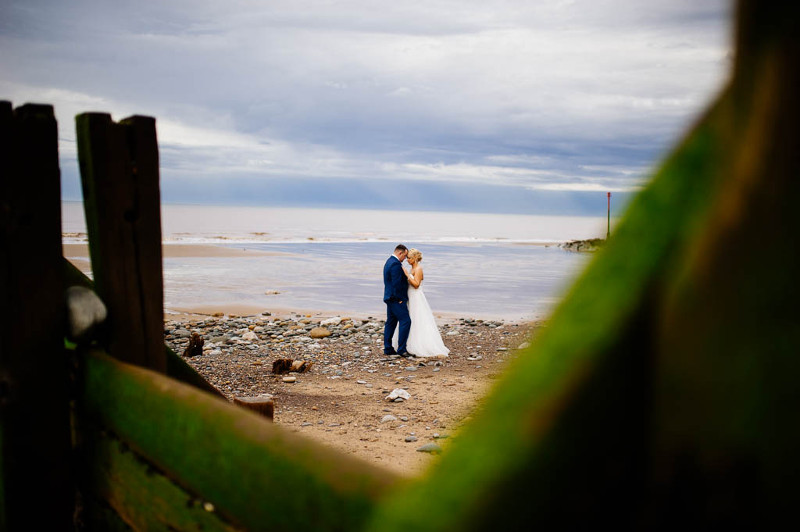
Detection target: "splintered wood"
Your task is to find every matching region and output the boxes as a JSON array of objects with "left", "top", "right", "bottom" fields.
[
  {"left": 182, "top": 333, "right": 204, "bottom": 358},
  {"left": 271, "top": 358, "right": 313, "bottom": 374}
]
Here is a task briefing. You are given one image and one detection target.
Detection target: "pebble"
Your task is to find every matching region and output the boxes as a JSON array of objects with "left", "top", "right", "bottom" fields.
[
  {"left": 282, "top": 376, "right": 297, "bottom": 383},
  {"left": 404, "top": 435, "right": 418, "bottom": 443},
  {"left": 416, "top": 443, "right": 443, "bottom": 454},
  {"left": 381, "top": 415, "right": 397, "bottom": 423},
  {"left": 309, "top": 327, "right": 332, "bottom": 338}
]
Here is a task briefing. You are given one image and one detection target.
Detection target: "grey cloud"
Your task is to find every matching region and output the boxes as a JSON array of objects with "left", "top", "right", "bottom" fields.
[{"left": 3, "top": 0, "right": 731, "bottom": 210}]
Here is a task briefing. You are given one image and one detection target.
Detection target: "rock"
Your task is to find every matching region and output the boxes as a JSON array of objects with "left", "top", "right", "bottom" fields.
[
  {"left": 242, "top": 331, "right": 258, "bottom": 341},
  {"left": 381, "top": 415, "right": 397, "bottom": 423},
  {"left": 385, "top": 388, "right": 411, "bottom": 402},
  {"left": 405, "top": 435, "right": 418, "bottom": 443},
  {"left": 173, "top": 329, "right": 193, "bottom": 339},
  {"left": 320, "top": 317, "right": 342, "bottom": 326},
  {"left": 357, "top": 380, "right": 367, "bottom": 384},
  {"left": 517, "top": 342, "right": 531, "bottom": 350},
  {"left": 309, "top": 327, "right": 332, "bottom": 338},
  {"left": 65, "top": 286, "right": 107, "bottom": 342},
  {"left": 282, "top": 376, "right": 297, "bottom": 383},
  {"left": 416, "top": 443, "right": 443, "bottom": 454}
]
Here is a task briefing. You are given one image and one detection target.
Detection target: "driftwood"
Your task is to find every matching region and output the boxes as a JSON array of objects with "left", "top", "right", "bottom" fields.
[
  {"left": 233, "top": 394, "right": 274, "bottom": 421},
  {"left": 182, "top": 333, "right": 204, "bottom": 358},
  {"left": 272, "top": 358, "right": 313, "bottom": 374}
]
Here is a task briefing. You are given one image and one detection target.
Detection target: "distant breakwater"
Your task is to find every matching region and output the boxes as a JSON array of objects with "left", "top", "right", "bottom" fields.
[{"left": 559, "top": 238, "right": 605, "bottom": 252}]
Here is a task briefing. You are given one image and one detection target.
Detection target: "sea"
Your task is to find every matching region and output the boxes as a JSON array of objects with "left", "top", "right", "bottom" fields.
[{"left": 62, "top": 202, "right": 608, "bottom": 322}]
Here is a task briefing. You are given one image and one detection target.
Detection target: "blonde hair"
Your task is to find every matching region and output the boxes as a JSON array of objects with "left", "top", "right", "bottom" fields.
[{"left": 407, "top": 248, "right": 422, "bottom": 262}]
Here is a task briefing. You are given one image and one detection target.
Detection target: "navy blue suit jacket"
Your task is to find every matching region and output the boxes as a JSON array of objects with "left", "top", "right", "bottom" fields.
[{"left": 383, "top": 256, "right": 409, "bottom": 302}]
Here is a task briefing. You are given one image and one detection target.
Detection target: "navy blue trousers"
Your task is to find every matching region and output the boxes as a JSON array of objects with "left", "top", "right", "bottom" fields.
[{"left": 384, "top": 299, "right": 411, "bottom": 354}]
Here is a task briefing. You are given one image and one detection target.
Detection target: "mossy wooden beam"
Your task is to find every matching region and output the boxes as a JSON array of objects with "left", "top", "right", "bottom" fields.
[
  {"left": 81, "top": 425, "right": 237, "bottom": 531},
  {"left": 63, "top": 258, "right": 224, "bottom": 399},
  {"left": 368, "top": 1, "right": 800, "bottom": 529},
  {"left": 80, "top": 349, "right": 399, "bottom": 531},
  {"left": 0, "top": 102, "right": 73, "bottom": 529},
  {"left": 76, "top": 114, "right": 166, "bottom": 372}
]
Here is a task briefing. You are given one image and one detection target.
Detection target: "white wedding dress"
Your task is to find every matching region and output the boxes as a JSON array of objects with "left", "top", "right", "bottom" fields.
[{"left": 393, "top": 280, "right": 450, "bottom": 358}]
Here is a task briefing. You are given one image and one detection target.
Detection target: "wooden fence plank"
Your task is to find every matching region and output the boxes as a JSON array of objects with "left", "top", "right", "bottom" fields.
[
  {"left": 79, "top": 349, "right": 398, "bottom": 531},
  {"left": 75, "top": 113, "right": 165, "bottom": 372},
  {"left": 0, "top": 102, "right": 73, "bottom": 530}
]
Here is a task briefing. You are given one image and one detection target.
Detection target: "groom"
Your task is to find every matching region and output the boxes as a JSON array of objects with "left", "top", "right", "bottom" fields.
[{"left": 383, "top": 244, "right": 411, "bottom": 357}]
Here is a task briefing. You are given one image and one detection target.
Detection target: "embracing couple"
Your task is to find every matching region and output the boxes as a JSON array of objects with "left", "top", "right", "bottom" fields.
[{"left": 383, "top": 244, "right": 450, "bottom": 358}]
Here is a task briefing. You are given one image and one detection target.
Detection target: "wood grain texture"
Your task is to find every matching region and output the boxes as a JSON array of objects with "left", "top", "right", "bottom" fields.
[
  {"left": 0, "top": 102, "right": 73, "bottom": 530},
  {"left": 76, "top": 113, "right": 165, "bottom": 372}
]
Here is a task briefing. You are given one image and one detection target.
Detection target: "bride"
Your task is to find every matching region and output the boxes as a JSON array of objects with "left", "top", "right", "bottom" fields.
[{"left": 393, "top": 248, "right": 450, "bottom": 358}]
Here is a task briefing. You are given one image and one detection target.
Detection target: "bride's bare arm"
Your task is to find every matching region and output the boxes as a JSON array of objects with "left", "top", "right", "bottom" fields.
[{"left": 406, "top": 266, "right": 423, "bottom": 288}]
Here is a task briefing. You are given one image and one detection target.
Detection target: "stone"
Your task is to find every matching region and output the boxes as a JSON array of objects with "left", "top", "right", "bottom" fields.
[
  {"left": 282, "top": 376, "right": 297, "bottom": 383},
  {"left": 381, "top": 415, "right": 397, "bottom": 423},
  {"left": 242, "top": 331, "right": 258, "bottom": 341},
  {"left": 320, "top": 317, "right": 342, "bottom": 326},
  {"left": 66, "top": 286, "right": 107, "bottom": 341},
  {"left": 416, "top": 443, "right": 443, "bottom": 454},
  {"left": 404, "top": 435, "right": 418, "bottom": 443},
  {"left": 385, "top": 388, "right": 411, "bottom": 402},
  {"left": 309, "top": 327, "right": 332, "bottom": 338}
]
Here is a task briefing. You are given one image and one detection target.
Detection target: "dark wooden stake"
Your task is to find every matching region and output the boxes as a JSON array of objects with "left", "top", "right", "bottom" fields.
[
  {"left": 0, "top": 102, "right": 74, "bottom": 530},
  {"left": 233, "top": 395, "right": 275, "bottom": 421},
  {"left": 75, "top": 113, "right": 166, "bottom": 372}
]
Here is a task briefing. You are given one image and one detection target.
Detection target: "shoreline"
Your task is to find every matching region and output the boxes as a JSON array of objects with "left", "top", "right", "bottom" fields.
[{"left": 64, "top": 241, "right": 547, "bottom": 324}]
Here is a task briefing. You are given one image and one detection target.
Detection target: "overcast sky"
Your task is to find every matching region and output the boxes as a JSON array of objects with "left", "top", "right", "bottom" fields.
[{"left": 1, "top": 0, "right": 733, "bottom": 214}]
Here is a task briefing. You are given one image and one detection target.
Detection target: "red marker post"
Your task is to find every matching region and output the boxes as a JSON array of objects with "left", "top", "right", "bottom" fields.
[{"left": 607, "top": 192, "right": 611, "bottom": 239}]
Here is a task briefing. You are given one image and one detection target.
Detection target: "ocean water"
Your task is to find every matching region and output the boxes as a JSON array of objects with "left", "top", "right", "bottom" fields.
[{"left": 62, "top": 202, "right": 606, "bottom": 321}]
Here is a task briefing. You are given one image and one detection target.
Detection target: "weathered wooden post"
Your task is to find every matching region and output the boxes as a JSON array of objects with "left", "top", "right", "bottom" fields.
[
  {"left": 75, "top": 113, "right": 166, "bottom": 372},
  {"left": 0, "top": 102, "right": 74, "bottom": 530}
]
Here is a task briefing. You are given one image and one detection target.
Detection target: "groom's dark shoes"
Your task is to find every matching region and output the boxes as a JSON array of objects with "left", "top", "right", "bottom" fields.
[{"left": 384, "top": 348, "right": 397, "bottom": 355}]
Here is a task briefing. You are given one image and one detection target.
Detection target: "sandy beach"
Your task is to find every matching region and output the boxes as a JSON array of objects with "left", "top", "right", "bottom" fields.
[
  {"left": 165, "top": 310, "right": 537, "bottom": 477},
  {"left": 65, "top": 241, "right": 543, "bottom": 476}
]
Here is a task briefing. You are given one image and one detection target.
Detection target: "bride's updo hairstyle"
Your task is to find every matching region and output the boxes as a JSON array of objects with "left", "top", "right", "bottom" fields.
[{"left": 408, "top": 248, "right": 423, "bottom": 262}]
